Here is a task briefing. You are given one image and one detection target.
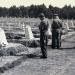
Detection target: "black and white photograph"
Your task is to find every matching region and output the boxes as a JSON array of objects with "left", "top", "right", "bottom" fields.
[{"left": 0, "top": 0, "right": 75, "bottom": 75}]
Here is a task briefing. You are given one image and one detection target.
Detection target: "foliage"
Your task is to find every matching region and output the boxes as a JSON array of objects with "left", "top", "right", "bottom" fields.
[{"left": 0, "top": 4, "right": 75, "bottom": 19}]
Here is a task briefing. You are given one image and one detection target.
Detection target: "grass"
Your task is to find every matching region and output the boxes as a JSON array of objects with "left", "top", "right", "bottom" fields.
[
  {"left": 0, "top": 43, "right": 28, "bottom": 56},
  {"left": 0, "top": 17, "right": 75, "bottom": 44}
]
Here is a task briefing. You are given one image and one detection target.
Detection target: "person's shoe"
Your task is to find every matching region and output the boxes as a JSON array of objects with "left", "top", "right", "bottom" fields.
[
  {"left": 40, "top": 56, "right": 47, "bottom": 59},
  {"left": 52, "top": 47, "right": 55, "bottom": 49},
  {"left": 51, "top": 47, "right": 56, "bottom": 49},
  {"left": 57, "top": 46, "right": 60, "bottom": 49},
  {"left": 51, "top": 45, "right": 55, "bottom": 49},
  {"left": 0, "top": 67, "right": 4, "bottom": 73}
]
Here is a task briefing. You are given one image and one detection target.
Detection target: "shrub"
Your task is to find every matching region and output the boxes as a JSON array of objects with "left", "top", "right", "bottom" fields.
[
  {"left": 14, "top": 35, "right": 22, "bottom": 39},
  {"left": 6, "top": 33, "right": 14, "bottom": 39},
  {"left": 28, "top": 40, "right": 40, "bottom": 47}
]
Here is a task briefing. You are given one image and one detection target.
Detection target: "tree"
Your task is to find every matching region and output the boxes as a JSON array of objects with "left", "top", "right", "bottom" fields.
[
  {"left": 0, "top": 4, "right": 74, "bottom": 19},
  {"left": 8, "top": 6, "right": 20, "bottom": 17},
  {"left": 19, "top": 6, "right": 28, "bottom": 17}
]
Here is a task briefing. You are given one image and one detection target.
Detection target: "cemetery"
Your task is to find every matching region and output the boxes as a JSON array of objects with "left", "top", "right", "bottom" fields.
[
  {"left": 0, "top": 17, "right": 75, "bottom": 75},
  {"left": 0, "top": 17, "right": 75, "bottom": 56},
  {"left": 0, "top": 0, "right": 75, "bottom": 74}
]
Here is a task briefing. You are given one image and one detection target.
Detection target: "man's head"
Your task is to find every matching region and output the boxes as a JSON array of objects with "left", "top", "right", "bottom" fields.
[
  {"left": 53, "top": 14, "right": 59, "bottom": 19},
  {"left": 39, "top": 13, "right": 45, "bottom": 20}
]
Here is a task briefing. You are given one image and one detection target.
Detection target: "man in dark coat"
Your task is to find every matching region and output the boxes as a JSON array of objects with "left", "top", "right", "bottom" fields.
[
  {"left": 51, "top": 14, "right": 62, "bottom": 49},
  {"left": 39, "top": 13, "right": 49, "bottom": 58}
]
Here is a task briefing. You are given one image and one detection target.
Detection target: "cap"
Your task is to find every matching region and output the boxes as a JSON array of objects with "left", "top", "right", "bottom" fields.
[
  {"left": 54, "top": 14, "right": 58, "bottom": 16},
  {"left": 39, "top": 13, "right": 45, "bottom": 18},
  {"left": 53, "top": 14, "right": 59, "bottom": 19}
]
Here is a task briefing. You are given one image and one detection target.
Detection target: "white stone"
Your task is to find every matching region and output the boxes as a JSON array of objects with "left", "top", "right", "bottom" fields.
[
  {"left": 25, "top": 25, "right": 34, "bottom": 39},
  {"left": 70, "top": 20, "right": 75, "bottom": 28},
  {"left": 0, "top": 28, "right": 8, "bottom": 47},
  {"left": 64, "top": 22, "right": 70, "bottom": 30}
]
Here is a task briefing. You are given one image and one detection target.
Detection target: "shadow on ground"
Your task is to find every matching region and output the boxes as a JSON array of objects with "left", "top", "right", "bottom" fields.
[
  {"left": 0, "top": 54, "right": 41, "bottom": 73},
  {"left": 0, "top": 55, "right": 27, "bottom": 73},
  {"left": 60, "top": 46, "right": 75, "bottom": 50}
]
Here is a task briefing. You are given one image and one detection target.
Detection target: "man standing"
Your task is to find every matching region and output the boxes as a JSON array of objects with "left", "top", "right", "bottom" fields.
[
  {"left": 51, "top": 14, "right": 62, "bottom": 49},
  {"left": 39, "top": 13, "right": 49, "bottom": 58}
]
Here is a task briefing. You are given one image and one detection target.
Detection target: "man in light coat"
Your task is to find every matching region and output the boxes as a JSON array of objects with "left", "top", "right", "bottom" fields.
[{"left": 51, "top": 14, "right": 63, "bottom": 49}]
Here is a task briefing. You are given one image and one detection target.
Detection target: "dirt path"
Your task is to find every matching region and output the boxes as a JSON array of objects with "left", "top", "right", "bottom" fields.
[{"left": 0, "top": 33, "right": 75, "bottom": 75}]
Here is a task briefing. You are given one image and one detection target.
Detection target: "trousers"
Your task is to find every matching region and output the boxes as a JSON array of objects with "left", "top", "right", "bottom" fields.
[
  {"left": 52, "top": 31, "right": 61, "bottom": 48},
  {"left": 40, "top": 33, "right": 48, "bottom": 57}
]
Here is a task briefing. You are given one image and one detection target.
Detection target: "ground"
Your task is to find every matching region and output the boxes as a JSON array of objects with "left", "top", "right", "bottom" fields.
[{"left": 0, "top": 32, "right": 75, "bottom": 75}]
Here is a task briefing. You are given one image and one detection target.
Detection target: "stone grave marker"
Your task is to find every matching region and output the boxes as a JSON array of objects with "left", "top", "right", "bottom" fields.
[
  {"left": 0, "top": 28, "right": 8, "bottom": 47},
  {"left": 25, "top": 25, "right": 34, "bottom": 39},
  {"left": 63, "top": 22, "right": 73, "bottom": 31}
]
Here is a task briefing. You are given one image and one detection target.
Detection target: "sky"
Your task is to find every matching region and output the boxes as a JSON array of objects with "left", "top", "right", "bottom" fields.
[{"left": 0, "top": 0, "right": 75, "bottom": 8}]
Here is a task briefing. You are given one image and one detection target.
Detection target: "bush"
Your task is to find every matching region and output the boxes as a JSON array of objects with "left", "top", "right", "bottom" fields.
[
  {"left": 28, "top": 40, "right": 40, "bottom": 47},
  {"left": 0, "top": 43, "right": 28, "bottom": 56},
  {"left": 14, "top": 35, "right": 22, "bottom": 39},
  {"left": 6, "top": 33, "right": 22, "bottom": 39},
  {"left": 6, "top": 33, "right": 14, "bottom": 39}
]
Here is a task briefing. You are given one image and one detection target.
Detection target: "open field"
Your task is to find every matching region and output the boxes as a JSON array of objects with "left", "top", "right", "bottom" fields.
[
  {"left": 0, "top": 17, "right": 75, "bottom": 31},
  {"left": 0, "top": 17, "right": 75, "bottom": 40},
  {"left": 0, "top": 17, "right": 51, "bottom": 40}
]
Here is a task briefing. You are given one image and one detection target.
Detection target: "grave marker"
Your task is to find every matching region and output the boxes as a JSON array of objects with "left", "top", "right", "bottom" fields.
[
  {"left": 0, "top": 28, "right": 8, "bottom": 47},
  {"left": 25, "top": 25, "right": 34, "bottom": 39}
]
